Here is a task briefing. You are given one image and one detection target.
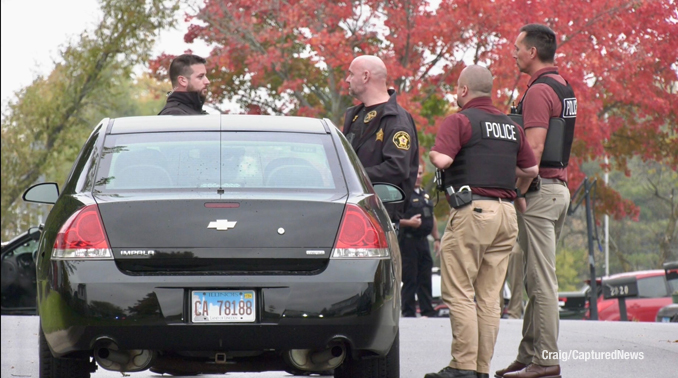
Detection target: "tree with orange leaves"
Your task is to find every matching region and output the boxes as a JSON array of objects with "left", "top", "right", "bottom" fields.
[{"left": 151, "top": 0, "right": 677, "bottom": 221}]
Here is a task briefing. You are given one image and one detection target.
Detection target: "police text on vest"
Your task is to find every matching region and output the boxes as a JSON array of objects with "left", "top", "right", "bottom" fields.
[{"left": 483, "top": 122, "right": 517, "bottom": 141}]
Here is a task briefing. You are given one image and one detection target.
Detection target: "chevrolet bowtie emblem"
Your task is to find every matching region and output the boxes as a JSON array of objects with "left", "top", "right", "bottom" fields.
[{"left": 207, "top": 219, "right": 237, "bottom": 231}]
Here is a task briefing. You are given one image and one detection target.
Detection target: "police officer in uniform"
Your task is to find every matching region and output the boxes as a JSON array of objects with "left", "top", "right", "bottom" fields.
[
  {"left": 497, "top": 24, "right": 576, "bottom": 378},
  {"left": 425, "top": 65, "right": 538, "bottom": 378},
  {"left": 400, "top": 164, "right": 441, "bottom": 318},
  {"left": 343, "top": 55, "right": 419, "bottom": 224}
]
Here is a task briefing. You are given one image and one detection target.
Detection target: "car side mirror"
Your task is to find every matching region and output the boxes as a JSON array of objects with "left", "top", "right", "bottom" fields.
[
  {"left": 373, "top": 183, "right": 405, "bottom": 204},
  {"left": 23, "top": 183, "right": 59, "bottom": 205},
  {"left": 27, "top": 227, "right": 41, "bottom": 242}
]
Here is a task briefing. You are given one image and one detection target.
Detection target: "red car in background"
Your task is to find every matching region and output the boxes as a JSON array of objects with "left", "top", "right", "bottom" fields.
[{"left": 585, "top": 269, "right": 677, "bottom": 322}]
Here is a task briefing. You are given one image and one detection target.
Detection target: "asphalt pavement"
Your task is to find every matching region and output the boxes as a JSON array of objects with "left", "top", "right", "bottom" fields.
[{"left": 2, "top": 315, "right": 677, "bottom": 378}]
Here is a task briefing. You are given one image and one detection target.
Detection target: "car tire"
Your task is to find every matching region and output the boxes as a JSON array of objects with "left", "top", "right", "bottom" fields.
[
  {"left": 334, "top": 331, "right": 399, "bottom": 378},
  {"left": 39, "top": 324, "right": 95, "bottom": 378}
]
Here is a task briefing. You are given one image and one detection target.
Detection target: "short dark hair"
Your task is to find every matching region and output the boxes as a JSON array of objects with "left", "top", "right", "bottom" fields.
[
  {"left": 169, "top": 54, "right": 207, "bottom": 87},
  {"left": 519, "top": 24, "right": 557, "bottom": 63}
]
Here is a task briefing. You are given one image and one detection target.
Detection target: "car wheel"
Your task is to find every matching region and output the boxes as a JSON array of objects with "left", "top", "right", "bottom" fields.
[
  {"left": 334, "top": 331, "right": 399, "bottom": 378},
  {"left": 39, "top": 324, "right": 95, "bottom": 378}
]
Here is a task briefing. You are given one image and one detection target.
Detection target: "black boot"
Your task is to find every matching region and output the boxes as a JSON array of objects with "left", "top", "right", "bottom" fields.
[{"left": 424, "top": 366, "right": 478, "bottom": 378}]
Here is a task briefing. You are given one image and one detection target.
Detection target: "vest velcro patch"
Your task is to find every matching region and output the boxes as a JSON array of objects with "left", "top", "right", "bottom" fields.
[
  {"left": 481, "top": 121, "right": 518, "bottom": 142},
  {"left": 562, "top": 97, "right": 577, "bottom": 118}
]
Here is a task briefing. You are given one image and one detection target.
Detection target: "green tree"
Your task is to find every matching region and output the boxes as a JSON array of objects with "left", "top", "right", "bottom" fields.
[
  {"left": 1, "top": 0, "right": 177, "bottom": 238},
  {"left": 561, "top": 158, "right": 678, "bottom": 279}
]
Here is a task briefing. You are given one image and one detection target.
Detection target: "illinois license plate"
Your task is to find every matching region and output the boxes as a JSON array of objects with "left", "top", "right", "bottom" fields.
[{"left": 191, "top": 290, "right": 256, "bottom": 323}]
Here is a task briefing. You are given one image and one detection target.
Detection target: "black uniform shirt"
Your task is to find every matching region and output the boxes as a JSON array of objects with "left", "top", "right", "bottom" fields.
[
  {"left": 401, "top": 188, "right": 434, "bottom": 237},
  {"left": 343, "top": 90, "right": 419, "bottom": 221}
]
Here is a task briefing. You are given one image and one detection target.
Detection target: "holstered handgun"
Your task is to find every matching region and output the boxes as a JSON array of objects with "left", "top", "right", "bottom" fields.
[
  {"left": 446, "top": 185, "right": 472, "bottom": 209},
  {"left": 527, "top": 175, "right": 542, "bottom": 193}
]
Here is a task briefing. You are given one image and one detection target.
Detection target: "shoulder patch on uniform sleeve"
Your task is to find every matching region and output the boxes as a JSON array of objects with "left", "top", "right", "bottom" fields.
[{"left": 393, "top": 131, "right": 411, "bottom": 150}]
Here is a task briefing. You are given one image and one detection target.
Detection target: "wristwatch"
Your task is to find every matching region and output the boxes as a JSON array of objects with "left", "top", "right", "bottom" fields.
[{"left": 515, "top": 188, "right": 525, "bottom": 199}]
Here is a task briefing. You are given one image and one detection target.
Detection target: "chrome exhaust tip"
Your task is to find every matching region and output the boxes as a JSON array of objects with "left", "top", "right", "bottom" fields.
[
  {"left": 286, "top": 341, "right": 346, "bottom": 371},
  {"left": 93, "top": 338, "right": 155, "bottom": 372}
]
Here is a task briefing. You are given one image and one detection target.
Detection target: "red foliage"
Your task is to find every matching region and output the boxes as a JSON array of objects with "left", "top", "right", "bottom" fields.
[{"left": 150, "top": 0, "right": 678, "bottom": 219}]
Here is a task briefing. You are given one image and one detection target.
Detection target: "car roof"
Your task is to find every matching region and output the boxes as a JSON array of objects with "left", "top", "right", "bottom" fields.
[
  {"left": 585, "top": 269, "right": 666, "bottom": 284},
  {"left": 108, "top": 114, "right": 331, "bottom": 134},
  {"left": 607, "top": 270, "right": 666, "bottom": 280}
]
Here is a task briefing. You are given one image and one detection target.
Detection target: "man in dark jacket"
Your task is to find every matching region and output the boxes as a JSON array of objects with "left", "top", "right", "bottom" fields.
[
  {"left": 343, "top": 55, "right": 419, "bottom": 289},
  {"left": 158, "top": 54, "right": 210, "bottom": 115},
  {"left": 343, "top": 55, "right": 419, "bottom": 222}
]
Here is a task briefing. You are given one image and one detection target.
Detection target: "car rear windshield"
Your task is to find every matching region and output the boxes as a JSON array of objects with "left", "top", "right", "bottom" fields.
[{"left": 94, "top": 132, "right": 344, "bottom": 192}]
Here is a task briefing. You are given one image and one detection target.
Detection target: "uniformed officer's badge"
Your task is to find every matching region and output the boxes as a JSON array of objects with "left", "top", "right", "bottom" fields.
[
  {"left": 364, "top": 110, "right": 377, "bottom": 123},
  {"left": 375, "top": 128, "right": 384, "bottom": 142},
  {"left": 393, "top": 131, "right": 411, "bottom": 150},
  {"left": 352, "top": 114, "right": 359, "bottom": 122}
]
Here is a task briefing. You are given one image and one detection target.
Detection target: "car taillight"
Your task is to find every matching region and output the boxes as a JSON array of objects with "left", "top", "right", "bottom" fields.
[
  {"left": 53, "top": 204, "right": 113, "bottom": 259},
  {"left": 331, "top": 204, "right": 389, "bottom": 258}
]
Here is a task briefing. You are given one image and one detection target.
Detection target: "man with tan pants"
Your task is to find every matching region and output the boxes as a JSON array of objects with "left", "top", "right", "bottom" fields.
[
  {"left": 504, "top": 243, "right": 525, "bottom": 319},
  {"left": 496, "top": 24, "right": 576, "bottom": 378},
  {"left": 425, "top": 65, "right": 538, "bottom": 378}
]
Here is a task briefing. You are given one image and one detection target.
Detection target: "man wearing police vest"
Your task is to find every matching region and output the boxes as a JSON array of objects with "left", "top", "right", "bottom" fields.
[
  {"left": 496, "top": 24, "right": 577, "bottom": 378},
  {"left": 425, "top": 65, "right": 538, "bottom": 378}
]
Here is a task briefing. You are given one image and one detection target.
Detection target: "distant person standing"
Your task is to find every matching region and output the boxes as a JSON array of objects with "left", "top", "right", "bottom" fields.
[
  {"left": 496, "top": 24, "right": 576, "bottom": 378},
  {"left": 399, "top": 164, "right": 441, "bottom": 318},
  {"left": 425, "top": 65, "right": 537, "bottom": 378},
  {"left": 343, "top": 55, "right": 419, "bottom": 224},
  {"left": 159, "top": 54, "right": 210, "bottom": 115}
]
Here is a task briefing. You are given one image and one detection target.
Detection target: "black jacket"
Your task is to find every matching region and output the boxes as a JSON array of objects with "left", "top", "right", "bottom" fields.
[
  {"left": 401, "top": 188, "right": 435, "bottom": 237},
  {"left": 158, "top": 91, "right": 207, "bottom": 115},
  {"left": 343, "top": 90, "right": 419, "bottom": 220}
]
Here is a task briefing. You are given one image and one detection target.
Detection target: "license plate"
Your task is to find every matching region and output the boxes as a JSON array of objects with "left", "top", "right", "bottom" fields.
[{"left": 191, "top": 290, "right": 256, "bottom": 323}]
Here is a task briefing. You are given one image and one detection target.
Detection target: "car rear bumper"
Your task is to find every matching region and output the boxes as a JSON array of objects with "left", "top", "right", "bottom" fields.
[{"left": 39, "top": 259, "right": 399, "bottom": 357}]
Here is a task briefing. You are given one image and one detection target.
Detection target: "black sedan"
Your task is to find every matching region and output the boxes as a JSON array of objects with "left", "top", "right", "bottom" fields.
[{"left": 22, "top": 114, "right": 404, "bottom": 377}]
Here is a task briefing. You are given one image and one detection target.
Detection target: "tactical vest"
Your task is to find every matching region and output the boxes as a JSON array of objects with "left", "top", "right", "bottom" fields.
[
  {"left": 516, "top": 73, "right": 577, "bottom": 168},
  {"left": 402, "top": 189, "right": 434, "bottom": 237},
  {"left": 444, "top": 109, "right": 521, "bottom": 191}
]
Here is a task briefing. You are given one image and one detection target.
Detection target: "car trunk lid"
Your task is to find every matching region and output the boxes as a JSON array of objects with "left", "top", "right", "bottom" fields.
[{"left": 96, "top": 195, "right": 345, "bottom": 274}]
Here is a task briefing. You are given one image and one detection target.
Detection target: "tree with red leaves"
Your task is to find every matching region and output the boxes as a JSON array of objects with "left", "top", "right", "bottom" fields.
[{"left": 150, "top": 0, "right": 678, "bottom": 221}]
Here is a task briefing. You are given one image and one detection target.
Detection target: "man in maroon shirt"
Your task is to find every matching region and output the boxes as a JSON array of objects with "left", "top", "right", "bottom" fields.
[
  {"left": 425, "top": 65, "right": 538, "bottom": 378},
  {"left": 497, "top": 24, "right": 576, "bottom": 378}
]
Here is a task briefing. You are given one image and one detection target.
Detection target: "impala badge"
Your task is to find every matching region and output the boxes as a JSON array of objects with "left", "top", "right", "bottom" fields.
[{"left": 208, "top": 219, "right": 237, "bottom": 231}]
